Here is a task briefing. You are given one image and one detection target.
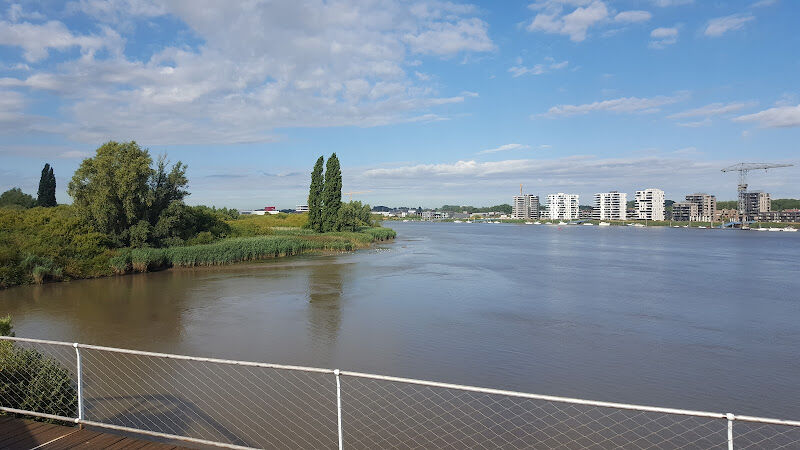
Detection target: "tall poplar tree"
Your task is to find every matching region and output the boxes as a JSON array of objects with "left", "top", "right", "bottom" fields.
[
  {"left": 307, "top": 156, "right": 325, "bottom": 232},
  {"left": 322, "top": 153, "right": 342, "bottom": 232},
  {"left": 37, "top": 163, "right": 57, "bottom": 207}
]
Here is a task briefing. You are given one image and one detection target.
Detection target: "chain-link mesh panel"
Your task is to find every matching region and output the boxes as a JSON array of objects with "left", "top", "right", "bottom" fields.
[
  {"left": 80, "top": 348, "right": 338, "bottom": 449},
  {"left": 340, "top": 375, "right": 728, "bottom": 449},
  {"left": 733, "top": 420, "right": 800, "bottom": 449},
  {"left": 0, "top": 339, "right": 78, "bottom": 420}
]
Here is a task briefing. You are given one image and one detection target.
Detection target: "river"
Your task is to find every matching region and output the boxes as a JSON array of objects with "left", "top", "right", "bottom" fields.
[{"left": 2, "top": 222, "right": 799, "bottom": 419}]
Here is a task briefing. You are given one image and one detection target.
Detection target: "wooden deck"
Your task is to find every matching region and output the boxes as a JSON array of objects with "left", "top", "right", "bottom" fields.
[{"left": 0, "top": 417, "right": 191, "bottom": 449}]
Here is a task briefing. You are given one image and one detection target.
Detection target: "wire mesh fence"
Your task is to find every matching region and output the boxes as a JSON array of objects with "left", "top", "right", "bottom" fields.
[{"left": 1, "top": 335, "right": 799, "bottom": 449}]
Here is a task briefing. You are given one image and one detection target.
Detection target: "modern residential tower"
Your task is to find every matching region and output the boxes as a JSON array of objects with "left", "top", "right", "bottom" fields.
[
  {"left": 546, "top": 193, "right": 579, "bottom": 220},
  {"left": 593, "top": 191, "right": 627, "bottom": 221},
  {"left": 513, "top": 194, "right": 540, "bottom": 220},
  {"left": 635, "top": 188, "right": 665, "bottom": 221},
  {"left": 684, "top": 193, "right": 717, "bottom": 222}
]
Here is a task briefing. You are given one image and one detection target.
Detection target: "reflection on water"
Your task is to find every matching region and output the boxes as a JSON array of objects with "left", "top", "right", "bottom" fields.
[{"left": 307, "top": 261, "right": 344, "bottom": 365}]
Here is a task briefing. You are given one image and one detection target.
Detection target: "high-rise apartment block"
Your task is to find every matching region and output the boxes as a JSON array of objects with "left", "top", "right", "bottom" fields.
[
  {"left": 546, "top": 193, "right": 579, "bottom": 220},
  {"left": 512, "top": 194, "right": 540, "bottom": 220},
  {"left": 635, "top": 188, "right": 665, "bottom": 221},
  {"left": 671, "top": 202, "right": 698, "bottom": 222},
  {"left": 684, "top": 193, "right": 716, "bottom": 222},
  {"left": 740, "top": 191, "right": 770, "bottom": 219},
  {"left": 593, "top": 191, "right": 626, "bottom": 221}
]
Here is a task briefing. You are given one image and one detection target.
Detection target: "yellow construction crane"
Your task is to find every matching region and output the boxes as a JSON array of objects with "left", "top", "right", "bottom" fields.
[{"left": 343, "top": 190, "right": 372, "bottom": 201}]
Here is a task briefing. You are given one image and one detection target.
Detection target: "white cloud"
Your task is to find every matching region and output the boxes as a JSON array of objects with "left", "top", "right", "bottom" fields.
[
  {"left": 649, "top": 27, "right": 678, "bottom": 48},
  {"left": 527, "top": 0, "right": 609, "bottom": 42},
  {"left": 651, "top": 0, "right": 693, "bottom": 6},
  {"left": 734, "top": 104, "right": 800, "bottom": 128},
  {"left": 0, "top": 0, "right": 494, "bottom": 144},
  {"left": 538, "top": 94, "right": 686, "bottom": 117},
  {"left": 668, "top": 101, "right": 755, "bottom": 119},
  {"left": 614, "top": 11, "right": 652, "bottom": 23},
  {"left": 676, "top": 118, "right": 712, "bottom": 128},
  {"left": 508, "top": 57, "right": 568, "bottom": 77},
  {"left": 751, "top": 0, "right": 778, "bottom": 8},
  {"left": 0, "top": 20, "right": 123, "bottom": 62},
  {"left": 477, "top": 143, "right": 531, "bottom": 155},
  {"left": 705, "top": 14, "right": 754, "bottom": 37}
]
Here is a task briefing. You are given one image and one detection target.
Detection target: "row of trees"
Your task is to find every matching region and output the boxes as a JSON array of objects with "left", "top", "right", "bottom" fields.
[
  {"left": 307, "top": 153, "right": 372, "bottom": 232},
  {"left": 0, "top": 163, "right": 58, "bottom": 209}
]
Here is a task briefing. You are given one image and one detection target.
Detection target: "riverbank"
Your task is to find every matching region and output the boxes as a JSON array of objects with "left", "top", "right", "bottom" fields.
[
  {"left": 0, "top": 206, "right": 395, "bottom": 288},
  {"left": 386, "top": 217, "right": 799, "bottom": 229}
]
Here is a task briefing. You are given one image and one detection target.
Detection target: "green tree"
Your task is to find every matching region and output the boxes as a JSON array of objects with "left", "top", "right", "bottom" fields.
[
  {"left": 68, "top": 141, "right": 188, "bottom": 247},
  {"left": 0, "top": 188, "right": 36, "bottom": 209},
  {"left": 36, "top": 163, "right": 57, "bottom": 207},
  {"left": 322, "top": 153, "right": 342, "bottom": 232},
  {"left": 307, "top": 156, "right": 325, "bottom": 232}
]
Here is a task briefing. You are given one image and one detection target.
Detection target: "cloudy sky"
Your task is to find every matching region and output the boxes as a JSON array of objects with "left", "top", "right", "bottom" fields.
[{"left": 1, "top": 0, "right": 798, "bottom": 209}]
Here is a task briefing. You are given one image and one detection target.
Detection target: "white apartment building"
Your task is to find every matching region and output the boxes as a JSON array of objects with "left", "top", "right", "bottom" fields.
[
  {"left": 635, "top": 188, "right": 665, "bottom": 221},
  {"left": 546, "top": 193, "right": 579, "bottom": 220},
  {"left": 512, "top": 194, "right": 540, "bottom": 220},
  {"left": 593, "top": 191, "right": 627, "bottom": 221}
]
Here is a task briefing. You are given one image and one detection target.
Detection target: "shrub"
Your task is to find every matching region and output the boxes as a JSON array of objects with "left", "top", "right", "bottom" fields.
[{"left": 0, "top": 318, "right": 77, "bottom": 421}]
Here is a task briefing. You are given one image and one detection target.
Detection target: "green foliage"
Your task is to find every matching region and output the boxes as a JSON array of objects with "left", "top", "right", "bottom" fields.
[
  {"left": 0, "top": 188, "right": 36, "bottom": 209},
  {"left": 0, "top": 317, "right": 77, "bottom": 420},
  {"left": 228, "top": 213, "right": 308, "bottom": 236},
  {"left": 771, "top": 199, "right": 800, "bottom": 211},
  {"left": 717, "top": 200, "right": 737, "bottom": 210},
  {"left": 307, "top": 156, "right": 325, "bottom": 232},
  {"left": 336, "top": 201, "right": 374, "bottom": 231},
  {"left": 68, "top": 141, "right": 190, "bottom": 247},
  {"left": 36, "top": 163, "right": 57, "bottom": 207},
  {"left": 322, "top": 153, "right": 342, "bottom": 232}
]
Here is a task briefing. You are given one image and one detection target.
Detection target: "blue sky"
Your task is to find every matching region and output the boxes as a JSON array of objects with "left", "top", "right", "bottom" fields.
[{"left": 1, "top": 0, "right": 798, "bottom": 209}]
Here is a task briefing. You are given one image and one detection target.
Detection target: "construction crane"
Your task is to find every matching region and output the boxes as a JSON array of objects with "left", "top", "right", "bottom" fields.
[
  {"left": 721, "top": 163, "right": 793, "bottom": 221},
  {"left": 343, "top": 190, "right": 372, "bottom": 201}
]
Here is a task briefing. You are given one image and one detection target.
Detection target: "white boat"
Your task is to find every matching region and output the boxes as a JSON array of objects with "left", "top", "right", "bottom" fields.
[
  {"left": 698, "top": 226, "right": 707, "bottom": 229},
  {"left": 453, "top": 220, "right": 462, "bottom": 223},
  {"left": 524, "top": 221, "right": 533, "bottom": 225},
  {"left": 768, "top": 227, "right": 781, "bottom": 232},
  {"left": 756, "top": 227, "right": 769, "bottom": 231},
  {"left": 465, "top": 221, "right": 472, "bottom": 223},
  {"left": 402, "top": 220, "right": 409, "bottom": 223},
  {"left": 534, "top": 221, "right": 542, "bottom": 225},
  {"left": 682, "top": 225, "right": 688, "bottom": 228},
  {"left": 558, "top": 221, "right": 566, "bottom": 225},
  {"left": 671, "top": 225, "right": 680, "bottom": 228},
  {"left": 782, "top": 227, "right": 798, "bottom": 232},
  {"left": 582, "top": 223, "right": 594, "bottom": 226},
  {"left": 599, "top": 222, "right": 610, "bottom": 227},
  {"left": 633, "top": 223, "right": 645, "bottom": 228}
]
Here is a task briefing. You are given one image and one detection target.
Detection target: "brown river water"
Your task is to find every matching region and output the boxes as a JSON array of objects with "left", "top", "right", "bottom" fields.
[{"left": 2, "top": 222, "right": 799, "bottom": 421}]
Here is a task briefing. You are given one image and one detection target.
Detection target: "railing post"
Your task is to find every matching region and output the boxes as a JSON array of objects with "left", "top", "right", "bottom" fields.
[
  {"left": 335, "top": 369, "right": 343, "bottom": 450},
  {"left": 74, "top": 343, "right": 84, "bottom": 425},
  {"left": 727, "top": 413, "right": 734, "bottom": 450}
]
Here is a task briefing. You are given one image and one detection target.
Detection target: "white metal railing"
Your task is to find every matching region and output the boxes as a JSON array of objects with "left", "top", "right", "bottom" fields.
[{"left": 1, "top": 335, "right": 799, "bottom": 449}]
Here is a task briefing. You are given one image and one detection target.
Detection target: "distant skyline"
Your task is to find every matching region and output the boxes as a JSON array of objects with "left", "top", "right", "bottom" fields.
[{"left": 1, "top": 0, "right": 799, "bottom": 209}]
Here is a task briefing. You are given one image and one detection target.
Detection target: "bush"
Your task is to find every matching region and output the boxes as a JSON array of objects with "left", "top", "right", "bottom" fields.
[{"left": 0, "top": 318, "right": 77, "bottom": 421}]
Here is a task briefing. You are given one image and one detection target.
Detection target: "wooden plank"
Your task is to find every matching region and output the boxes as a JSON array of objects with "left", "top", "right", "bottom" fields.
[
  {"left": 0, "top": 420, "right": 49, "bottom": 446},
  {"left": 101, "top": 437, "right": 151, "bottom": 450},
  {"left": 0, "top": 423, "right": 76, "bottom": 448},
  {"left": 67, "top": 432, "right": 128, "bottom": 448},
  {"left": 40, "top": 429, "right": 105, "bottom": 449}
]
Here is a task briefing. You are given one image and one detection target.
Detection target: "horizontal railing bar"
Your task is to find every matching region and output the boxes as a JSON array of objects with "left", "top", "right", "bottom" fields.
[
  {"left": 0, "top": 335, "right": 75, "bottom": 347},
  {"left": 0, "top": 406, "right": 76, "bottom": 423},
  {"left": 79, "top": 419, "right": 258, "bottom": 450},
  {"left": 339, "top": 370, "right": 729, "bottom": 419},
  {"left": 75, "top": 342, "right": 334, "bottom": 374},
  {"left": 733, "top": 415, "right": 800, "bottom": 427}
]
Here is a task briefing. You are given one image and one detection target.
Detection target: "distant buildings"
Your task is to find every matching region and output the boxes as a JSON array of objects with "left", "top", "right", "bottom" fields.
[
  {"left": 546, "top": 193, "right": 579, "bottom": 220},
  {"left": 295, "top": 205, "right": 309, "bottom": 213},
  {"left": 684, "top": 193, "right": 716, "bottom": 222},
  {"left": 240, "top": 206, "right": 279, "bottom": 215},
  {"left": 635, "top": 188, "right": 665, "bottom": 221},
  {"left": 512, "top": 194, "right": 540, "bottom": 220},
  {"left": 671, "top": 202, "right": 698, "bottom": 222},
  {"left": 593, "top": 191, "right": 626, "bottom": 221},
  {"left": 741, "top": 191, "right": 770, "bottom": 219}
]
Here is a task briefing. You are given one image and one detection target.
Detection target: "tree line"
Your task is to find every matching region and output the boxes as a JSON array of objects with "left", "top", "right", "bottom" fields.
[
  {"left": 0, "top": 163, "right": 57, "bottom": 208},
  {"left": 307, "top": 153, "right": 372, "bottom": 232}
]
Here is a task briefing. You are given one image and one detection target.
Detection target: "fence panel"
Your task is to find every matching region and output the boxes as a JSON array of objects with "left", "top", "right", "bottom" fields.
[
  {"left": 340, "top": 374, "right": 728, "bottom": 449},
  {"left": 0, "top": 338, "right": 78, "bottom": 421},
  {"left": 78, "top": 346, "right": 339, "bottom": 449},
  {"left": 732, "top": 420, "right": 800, "bottom": 449}
]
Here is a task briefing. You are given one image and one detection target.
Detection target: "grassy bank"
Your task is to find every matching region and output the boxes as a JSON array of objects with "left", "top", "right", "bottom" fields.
[
  {"left": 111, "top": 228, "right": 396, "bottom": 273},
  {"left": 0, "top": 207, "right": 395, "bottom": 288}
]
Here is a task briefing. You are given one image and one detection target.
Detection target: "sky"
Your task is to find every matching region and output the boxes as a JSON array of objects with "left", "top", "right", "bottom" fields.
[{"left": 1, "top": 0, "right": 799, "bottom": 209}]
